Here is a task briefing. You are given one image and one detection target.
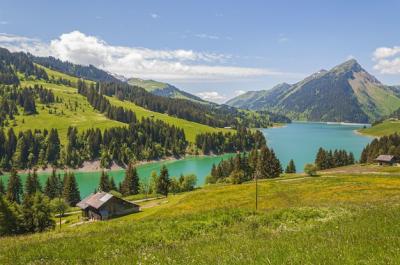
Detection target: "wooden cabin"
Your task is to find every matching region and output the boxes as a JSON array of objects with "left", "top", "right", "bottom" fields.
[
  {"left": 77, "top": 192, "right": 140, "bottom": 220},
  {"left": 375, "top": 155, "right": 397, "bottom": 166}
]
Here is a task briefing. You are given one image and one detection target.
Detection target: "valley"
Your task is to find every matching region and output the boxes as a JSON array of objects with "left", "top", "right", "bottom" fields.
[{"left": 1, "top": 3, "right": 400, "bottom": 263}]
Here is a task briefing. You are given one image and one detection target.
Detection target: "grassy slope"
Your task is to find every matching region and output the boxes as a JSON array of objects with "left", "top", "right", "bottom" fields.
[
  {"left": 107, "top": 96, "right": 233, "bottom": 142},
  {"left": 359, "top": 120, "right": 400, "bottom": 137},
  {"left": 1, "top": 169, "right": 400, "bottom": 264},
  {"left": 7, "top": 65, "right": 231, "bottom": 143},
  {"left": 9, "top": 68, "right": 124, "bottom": 144}
]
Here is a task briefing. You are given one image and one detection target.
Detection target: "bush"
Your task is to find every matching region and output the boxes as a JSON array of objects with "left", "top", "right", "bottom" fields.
[
  {"left": 205, "top": 175, "right": 217, "bottom": 184},
  {"left": 304, "top": 163, "right": 317, "bottom": 176},
  {"left": 229, "top": 170, "right": 246, "bottom": 184}
]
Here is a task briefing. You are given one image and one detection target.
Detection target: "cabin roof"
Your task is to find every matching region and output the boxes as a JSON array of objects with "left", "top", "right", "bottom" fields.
[
  {"left": 375, "top": 155, "right": 396, "bottom": 162},
  {"left": 77, "top": 192, "right": 138, "bottom": 210}
]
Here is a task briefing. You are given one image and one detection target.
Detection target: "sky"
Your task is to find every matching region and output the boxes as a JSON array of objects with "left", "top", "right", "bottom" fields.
[{"left": 1, "top": 0, "right": 400, "bottom": 103}]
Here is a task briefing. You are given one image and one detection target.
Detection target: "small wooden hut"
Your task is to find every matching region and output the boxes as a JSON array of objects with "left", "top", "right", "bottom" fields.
[
  {"left": 77, "top": 192, "right": 139, "bottom": 220},
  {"left": 375, "top": 155, "right": 397, "bottom": 166}
]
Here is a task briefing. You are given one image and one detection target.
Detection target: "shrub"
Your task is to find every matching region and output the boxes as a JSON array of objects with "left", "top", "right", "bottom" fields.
[{"left": 304, "top": 163, "right": 317, "bottom": 176}]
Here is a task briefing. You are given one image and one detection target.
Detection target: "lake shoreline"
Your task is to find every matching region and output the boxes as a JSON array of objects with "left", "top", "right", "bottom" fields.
[{"left": 15, "top": 153, "right": 231, "bottom": 175}]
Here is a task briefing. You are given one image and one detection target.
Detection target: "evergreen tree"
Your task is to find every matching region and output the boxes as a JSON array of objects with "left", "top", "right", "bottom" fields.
[
  {"left": 0, "top": 194, "right": 21, "bottom": 236},
  {"left": 13, "top": 135, "right": 28, "bottom": 169},
  {"left": 285, "top": 159, "right": 296, "bottom": 173},
  {"left": 157, "top": 165, "right": 170, "bottom": 197},
  {"left": 44, "top": 168, "right": 62, "bottom": 199},
  {"left": 149, "top": 171, "right": 158, "bottom": 194},
  {"left": 255, "top": 146, "right": 281, "bottom": 179},
  {"left": 46, "top": 129, "right": 60, "bottom": 165},
  {"left": 24, "top": 169, "right": 42, "bottom": 196},
  {"left": 6, "top": 168, "right": 22, "bottom": 203},
  {"left": 0, "top": 178, "right": 5, "bottom": 195},
  {"left": 63, "top": 172, "right": 80, "bottom": 206},
  {"left": 109, "top": 176, "right": 117, "bottom": 191},
  {"left": 120, "top": 163, "right": 139, "bottom": 196},
  {"left": 21, "top": 194, "right": 34, "bottom": 232},
  {"left": 31, "top": 193, "right": 54, "bottom": 232},
  {"left": 98, "top": 171, "right": 111, "bottom": 192}
]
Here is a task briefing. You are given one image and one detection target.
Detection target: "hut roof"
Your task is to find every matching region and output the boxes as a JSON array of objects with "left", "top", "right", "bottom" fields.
[
  {"left": 77, "top": 192, "right": 138, "bottom": 210},
  {"left": 375, "top": 155, "right": 396, "bottom": 162}
]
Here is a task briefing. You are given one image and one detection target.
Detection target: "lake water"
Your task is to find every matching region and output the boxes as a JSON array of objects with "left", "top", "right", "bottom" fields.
[
  {"left": 261, "top": 122, "right": 372, "bottom": 173},
  {"left": 0, "top": 122, "right": 372, "bottom": 198},
  {"left": 2, "top": 153, "right": 235, "bottom": 198}
]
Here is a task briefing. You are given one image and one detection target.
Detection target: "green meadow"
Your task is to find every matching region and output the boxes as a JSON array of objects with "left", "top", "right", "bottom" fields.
[
  {"left": 1, "top": 170, "right": 400, "bottom": 264},
  {"left": 359, "top": 120, "right": 400, "bottom": 137},
  {"left": 107, "top": 96, "right": 233, "bottom": 142},
  {"left": 5, "top": 65, "right": 231, "bottom": 143}
]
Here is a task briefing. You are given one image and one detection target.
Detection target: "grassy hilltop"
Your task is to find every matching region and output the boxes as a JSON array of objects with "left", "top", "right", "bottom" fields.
[
  {"left": 359, "top": 120, "right": 400, "bottom": 137},
  {"left": 1, "top": 167, "right": 400, "bottom": 264},
  {"left": 6, "top": 65, "right": 230, "bottom": 143}
]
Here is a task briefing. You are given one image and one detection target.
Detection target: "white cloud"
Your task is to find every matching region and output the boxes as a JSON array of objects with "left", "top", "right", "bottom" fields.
[
  {"left": 0, "top": 21, "right": 9, "bottom": 25},
  {"left": 0, "top": 33, "right": 49, "bottom": 56},
  {"left": 278, "top": 33, "right": 289, "bottom": 43},
  {"left": 0, "top": 30, "right": 296, "bottom": 82},
  {"left": 194, "top": 33, "right": 220, "bottom": 40},
  {"left": 196, "top": 91, "right": 226, "bottom": 102},
  {"left": 373, "top": 45, "right": 400, "bottom": 74},
  {"left": 150, "top": 13, "right": 159, "bottom": 19}
]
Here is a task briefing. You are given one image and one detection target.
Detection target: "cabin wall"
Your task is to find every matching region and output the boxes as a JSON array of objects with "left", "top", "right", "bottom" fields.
[{"left": 101, "top": 198, "right": 140, "bottom": 218}]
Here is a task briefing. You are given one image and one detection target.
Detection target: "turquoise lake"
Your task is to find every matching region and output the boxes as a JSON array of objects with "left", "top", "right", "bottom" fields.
[
  {"left": 0, "top": 122, "right": 372, "bottom": 198},
  {"left": 261, "top": 122, "right": 372, "bottom": 173}
]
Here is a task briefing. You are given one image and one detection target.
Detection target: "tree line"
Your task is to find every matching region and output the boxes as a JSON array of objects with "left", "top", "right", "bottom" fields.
[
  {"left": 314, "top": 147, "right": 355, "bottom": 170},
  {"left": 92, "top": 81, "right": 277, "bottom": 129},
  {"left": 206, "top": 146, "right": 282, "bottom": 184},
  {"left": 0, "top": 48, "right": 48, "bottom": 85},
  {"left": 0, "top": 128, "right": 60, "bottom": 170},
  {"left": 195, "top": 128, "right": 266, "bottom": 155},
  {"left": 360, "top": 133, "right": 400, "bottom": 163},
  {"left": 0, "top": 168, "right": 81, "bottom": 236},
  {"left": 97, "top": 163, "right": 197, "bottom": 197},
  {"left": 0, "top": 85, "right": 56, "bottom": 126}
]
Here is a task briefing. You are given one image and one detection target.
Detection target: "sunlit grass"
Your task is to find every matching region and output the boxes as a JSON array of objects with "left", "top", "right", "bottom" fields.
[{"left": 1, "top": 173, "right": 400, "bottom": 264}]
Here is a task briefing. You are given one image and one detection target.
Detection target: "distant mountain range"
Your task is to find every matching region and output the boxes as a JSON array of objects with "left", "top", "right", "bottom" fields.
[
  {"left": 127, "top": 78, "right": 207, "bottom": 104},
  {"left": 227, "top": 59, "right": 400, "bottom": 123},
  {"left": 31, "top": 55, "right": 209, "bottom": 104}
]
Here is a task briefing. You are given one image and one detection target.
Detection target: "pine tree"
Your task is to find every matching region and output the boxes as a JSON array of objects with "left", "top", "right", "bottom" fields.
[
  {"left": 13, "top": 135, "right": 28, "bottom": 169},
  {"left": 21, "top": 194, "right": 34, "bottom": 232},
  {"left": 31, "top": 192, "right": 54, "bottom": 232},
  {"left": 98, "top": 171, "right": 111, "bottom": 192},
  {"left": 270, "top": 149, "right": 282, "bottom": 177},
  {"left": 24, "top": 169, "right": 42, "bottom": 196},
  {"left": 44, "top": 168, "right": 62, "bottom": 199},
  {"left": 46, "top": 129, "right": 60, "bottom": 165},
  {"left": 6, "top": 169, "right": 22, "bottom": 203},
  {"left": 109, "top": 176, "right": 117, "bottom": 191},
  {"left": 315, "top": 147, "right": 327, "bottom": 170},
  {"left": 63, "top": 172, "right": 80, "bottom": 206},
  {"left": 120, "top": 163, "right": 139, "bottom": 196},
  {"left": 157, "top": 165, "right": 170, "bottom": 197},
  {"left": 285, "top": 159, "right": 296, "bottom": 173},
  {"left": 0, "top": 194, "right": 21, "bottom": 236},
  {"left": 348, "top": 152, "right": 355, "bottom": 165},
  {"left": 256, "top": 146, "right": 272, "bottom": 178},
  {"left": 0, "top": 178, "right": 5, "bottom": 195}
]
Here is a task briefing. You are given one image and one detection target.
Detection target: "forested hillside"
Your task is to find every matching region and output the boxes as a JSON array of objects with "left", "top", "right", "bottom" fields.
[{"left": 0, "top": 47, "right": 273, "bottom": 170}]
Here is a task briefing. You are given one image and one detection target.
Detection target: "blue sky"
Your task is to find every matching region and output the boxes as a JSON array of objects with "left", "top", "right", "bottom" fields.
[{"left": 1, "top": 0, "right": 400, "bottom": 102}]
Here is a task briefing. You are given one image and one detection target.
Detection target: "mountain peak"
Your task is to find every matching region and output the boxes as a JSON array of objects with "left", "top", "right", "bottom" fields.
[{"left": 333, "top": 58, "right": 363, "bottom": 73}]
